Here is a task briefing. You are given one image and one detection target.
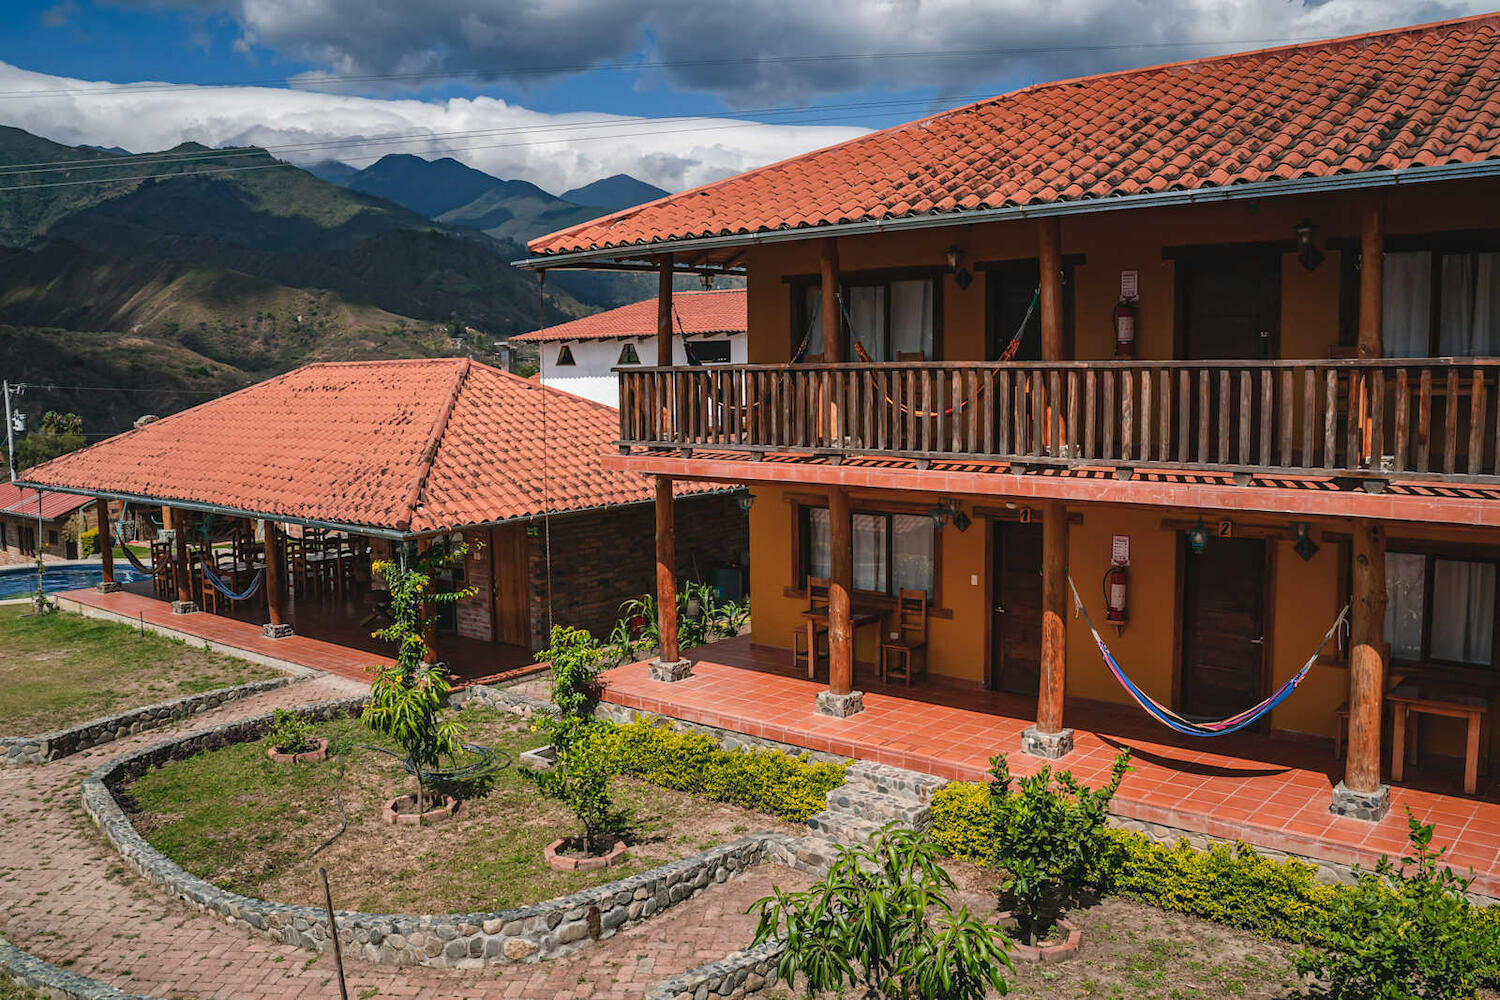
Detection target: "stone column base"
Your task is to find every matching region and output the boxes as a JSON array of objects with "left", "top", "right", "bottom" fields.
[
  {"left": 815, "top": 690, "right": 865, "bottom": 718},
  {"left": 1021, "top": 726, "right": 1075, "bottom": 759},
  {"left": 94, "top": 581, "right": 123, "bottom": 594},
  {"left": 1329, "top": 781, "right": 1390, "bottom": 821},
  {"left": 648, "top": 658, "right": 694, "bottom": 682},
  {"left": 262, "top": 623, "right": 295, "bottom": 639},
  {"left": 169, "top": 600, "right": 199, "bottom": 615}
]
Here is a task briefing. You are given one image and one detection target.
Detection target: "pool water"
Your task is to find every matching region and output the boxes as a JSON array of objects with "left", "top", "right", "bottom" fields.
[{"left": 0, "top": 564, "right": 148, "bottom": 599}]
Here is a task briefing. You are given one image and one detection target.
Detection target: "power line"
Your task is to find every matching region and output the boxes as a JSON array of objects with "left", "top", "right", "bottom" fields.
[{"left": 0, "top": 36, "right": 1320, "bottom": 100}]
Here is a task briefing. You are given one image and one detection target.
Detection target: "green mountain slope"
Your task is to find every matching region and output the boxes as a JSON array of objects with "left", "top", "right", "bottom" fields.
[
  {"left": 561, "top": 173, "right": 668, "bottom": 211},
  {"left": 344, "top": 154, "right": 506, "bottom": 218}
]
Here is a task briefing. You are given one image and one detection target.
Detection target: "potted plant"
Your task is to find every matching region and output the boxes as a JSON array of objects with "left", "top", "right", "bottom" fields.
[
  {"left": 265, "top": 708, "right": 327, "bottom": 763},
  {"left": 986, "top": 750, "right": 1130, "bottom": 960}
]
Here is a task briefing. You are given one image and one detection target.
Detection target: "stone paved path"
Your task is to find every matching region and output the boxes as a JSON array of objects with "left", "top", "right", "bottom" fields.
[{"left": 0, "top": 674, "right": 800, "bottom": 999}]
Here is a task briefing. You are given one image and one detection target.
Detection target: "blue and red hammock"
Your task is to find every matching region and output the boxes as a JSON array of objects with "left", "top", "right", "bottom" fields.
[{"left": 1068, "top": 576, "right": 1349, "bottom": 737}]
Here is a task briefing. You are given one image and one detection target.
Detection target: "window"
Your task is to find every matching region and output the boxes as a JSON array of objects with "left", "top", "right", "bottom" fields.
[
  {"left": 686, "top": 340, "right": 731, "bottom": 364},
  {"left": 794, "top": 273, "right": 940, "bottom": 361},
  {"left": 617, "top": 342, "right": 640, "bottom": 365},
  {"left": 1382, "top": 250, "right": 1500, "bottom": 357},
  {"left": 48, "top": 530, "right": 58, "bottom": 546},
  {"left": 799, "top": 505, "right": 935, "bottom": 599},
  {"left": 555, "top": 344, "right": 576, "bottom": 366},
  {"left": 1385, "top": 549, "right": 1498, "bottom": 669}
]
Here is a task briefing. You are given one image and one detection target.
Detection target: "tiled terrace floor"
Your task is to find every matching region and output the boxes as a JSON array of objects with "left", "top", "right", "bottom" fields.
[{"left": 603, "top": 635, "right": 1500, "bottom": 898}]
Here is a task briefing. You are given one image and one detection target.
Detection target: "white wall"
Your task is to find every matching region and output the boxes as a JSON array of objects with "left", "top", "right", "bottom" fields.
[{"left": 537, "top": 333, "right": 747, "bottom": 407}]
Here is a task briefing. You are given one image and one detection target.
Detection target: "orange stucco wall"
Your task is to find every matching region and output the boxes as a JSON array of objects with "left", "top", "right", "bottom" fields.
[{"left": 739, "top": 177, "right": 1500, "bottom": 768}]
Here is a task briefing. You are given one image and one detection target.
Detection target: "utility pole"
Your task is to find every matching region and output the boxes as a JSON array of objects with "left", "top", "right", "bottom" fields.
[{"left": 3, "top": 380, "right": 16, "bottom": 483}]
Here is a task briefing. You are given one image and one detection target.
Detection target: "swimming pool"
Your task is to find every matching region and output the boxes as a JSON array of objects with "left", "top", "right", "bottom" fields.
[{"left": 0, "top": 563, "right": 148, "bottom": 599}]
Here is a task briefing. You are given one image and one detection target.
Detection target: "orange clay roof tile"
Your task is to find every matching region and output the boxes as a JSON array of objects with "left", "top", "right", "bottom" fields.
[
  {"left": 530, "top": 14, "right": 1500, "bottom": 258},
  {"left": 509, "top": 289, "right": 745, "bottom": 344}
]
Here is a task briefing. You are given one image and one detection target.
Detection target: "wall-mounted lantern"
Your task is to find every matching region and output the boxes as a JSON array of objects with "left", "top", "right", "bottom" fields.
[{"left": 1295, "top": 219, "right": 1324, "bottom": 272}]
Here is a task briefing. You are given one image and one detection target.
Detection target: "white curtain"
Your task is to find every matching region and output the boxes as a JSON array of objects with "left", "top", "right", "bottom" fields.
[
  {"left": 847, "top": 285, "right": 886, "bottom": 360},
  {"left": 807, "top": 507, "right": 830, "bottom": 579},
  {"left": 1439, "top": 252, "right": 1500, "bottom": 357},
  {"left": 891, "top": 513, "right": 935, "bottom": 597},
  {"left": 1383, "top": 252, "right": 1432, "bottom": 358},
  {"left": 802, "top": 286, "right": 824, "bottom": 359},
  {"left": 853, "top": 513, "right": 887, "bottom": 592},
  {"left": 890, "top": 279, "right": 935, "bottom": 360},
  {"left": 1385, "top": 551, "right": 1426, "bottom": 660},
  {"left": 1430, "top": 558, "right": 1495, "bottom": 665}
]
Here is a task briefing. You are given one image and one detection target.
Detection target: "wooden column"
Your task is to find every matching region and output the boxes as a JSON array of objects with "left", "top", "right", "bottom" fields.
[
  {"left": 1038, "top": 217, "right": 1065, "bottom": 362},
  {"left": 827, "top": 486, "right": 854, "bottom": 696},
  {"left": 655, "top": 476, "right": 681, "bottom": 664},
  {"left": 1357, "top": 201, "right": 1385, "bottom": 360},
  {"left": 96, "top": 499, "right": 113, "bottom": 584},
  {"left": 820, "top": 239, "right": 841, "bottom": 362},
  {"left": 173, "top": 509, "right": 192, "bottom": 606},
  {"left": 1346, "top": 520, "right": 1388, "bottom": 794},
  {"left": 656, "top": 253, "right": 674, "bottom": 366},
  {"left": 263, "top": 521, "right": 285, "bottom": 628},
  {"left": 1037, "top": 503, "right": 1069, "bottom": 734},
  {"left": 417, "top": 536, "right": 437, "bottom": 665}
]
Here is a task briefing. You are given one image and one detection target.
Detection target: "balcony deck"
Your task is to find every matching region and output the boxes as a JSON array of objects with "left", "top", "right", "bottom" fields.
[{"left": 601, "top": 635, "right": 1500, "bottom": 899}]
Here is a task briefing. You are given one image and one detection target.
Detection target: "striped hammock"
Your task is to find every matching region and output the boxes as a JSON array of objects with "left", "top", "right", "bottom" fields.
[
  {"left": 200, "top": 562, "right": 263, "bottom": 603},
  {"left": 1067, "top": 576, "right": 1348, "bottom": 737}
]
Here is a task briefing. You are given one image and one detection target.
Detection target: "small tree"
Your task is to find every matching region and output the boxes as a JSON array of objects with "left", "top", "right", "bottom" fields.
[
  {"left": 987, "top": 750, "right": 1130, "bottom": 945},
  {"left": 753, "top": 825, "right": 1012, "bottom": 1000},
  {"left": 16, "top": 411, "right": 86, "bottom": 471}
]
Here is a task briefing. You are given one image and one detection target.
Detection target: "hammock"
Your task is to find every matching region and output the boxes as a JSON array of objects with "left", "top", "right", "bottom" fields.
[
  {"left": 1067, "top": 576, "right": 1349, "bottom": 737},
  {"left": 200, "top": 562, "right": 263, "bottom": 602},
  {"left": 115, "top": 532, "right": 155, "bottom": 574}
]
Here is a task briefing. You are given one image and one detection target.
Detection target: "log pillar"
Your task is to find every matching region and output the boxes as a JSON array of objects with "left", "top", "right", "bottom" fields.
[
  {"left": 1023, "top": 501, "right": 1073, "bottom": 758},
  {"left": 262, "top": 521, "right": 291, "bottom": 638},
  {"left": 816, "top": 486, "right": 864, "bottom": 717},
  {"left": 1332, "top": 519, "right": 1391, "bottom": 820},
  {"left": 649, "top": 476, "right": 693, "bottom": 681},
  {"left": 656, "top": 253, "right": 674, "bottom": 366},
  {"left": 1356, "top": 200, "right": 1384, "bottom": 467},
  {"left": 94, "top": 499, "right": 121, "bottom": 593},
  {"left": 170, "top": 508, "right": 197, "bottom": 614},
  {"left": 1038, "top": 217, "right": 1067, "bottom": 454},
  {"left": 820, "top": 238, "right": 841, "bottom": 362}
]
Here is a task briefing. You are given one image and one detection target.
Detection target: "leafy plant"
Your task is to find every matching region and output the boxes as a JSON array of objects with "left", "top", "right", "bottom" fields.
[
  {"left": 752, "top": 824, "right": 1011, "bottom": 1000},
  {"left": 1294, "top": 809, "right": 1500, "bottom": 999},
  {"left": 986, "top": 751, "right": 1130, "bottom": 944},
  {"left": 611, "top": 580, "right": 748, "bottom": 660},
  {"left": 268, "top": 708, "right": 315, "bottom": 755}
]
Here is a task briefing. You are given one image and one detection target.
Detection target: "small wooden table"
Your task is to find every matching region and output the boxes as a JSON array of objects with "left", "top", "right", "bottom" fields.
[
  {"left": 800, "top": 607, "right": 887, "bottom": 680},
  {"left": 1389, "top": 680, "right": 1494, "bottom": 795}
]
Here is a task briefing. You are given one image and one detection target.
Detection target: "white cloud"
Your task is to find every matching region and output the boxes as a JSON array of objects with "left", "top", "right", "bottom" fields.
[{"left": 0, "top": 61, "right": 866, "bottom": 193}]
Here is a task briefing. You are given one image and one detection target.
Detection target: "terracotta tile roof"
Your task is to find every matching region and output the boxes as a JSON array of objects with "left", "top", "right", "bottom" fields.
[
  {"left": 510, "top": 289, "right": 746, "bottom": 343},
  {"left": 0, "top": 482, "right": 93, "bottom": 521},
  {"left": 19, "top": 359, "right": 720, "bottom": 535},
  {"left": 530, "top": 14, "right": 1500, "bottom": 258}
]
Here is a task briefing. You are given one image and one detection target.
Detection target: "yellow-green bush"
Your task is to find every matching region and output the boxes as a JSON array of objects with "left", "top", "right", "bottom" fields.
[
  {"left": 79, "top": 527, "right": 100, "bottom": 557},
  {"left": 603, "top": 718, "right": 849, "bottom": 823}
]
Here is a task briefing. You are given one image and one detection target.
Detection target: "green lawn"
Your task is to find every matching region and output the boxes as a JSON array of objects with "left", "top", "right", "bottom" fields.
[
  {"left": 0, "top": 974, "right": 47, "bottom": 1000},
  {"left": 126, "top": 707, "right": 798, "bottom": 914},
  {"left": 0, "top": 606, "right": 279, "bottom": 734}
]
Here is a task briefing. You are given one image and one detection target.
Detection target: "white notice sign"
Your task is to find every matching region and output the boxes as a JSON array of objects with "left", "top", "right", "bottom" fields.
[
  {"left": 1111, "top": 534, "right": 1130, "bottom": 566},
  {"left": 1120, "top": 270, "right": 1139, "bottom": 300}
]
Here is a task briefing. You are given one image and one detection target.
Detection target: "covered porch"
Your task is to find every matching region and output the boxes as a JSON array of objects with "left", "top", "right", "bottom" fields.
[{"left": 603, "top": 635, "right": 1500, "bottom": 899}]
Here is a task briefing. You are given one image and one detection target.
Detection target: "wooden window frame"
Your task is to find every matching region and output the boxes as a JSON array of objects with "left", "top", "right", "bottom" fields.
[
  {"left": 788, "top": 266, "right": 945, "bottom": 362},
  {"left": 1373, "top": 540, "right": 1500, "bottom": 679},
  {"left": 617, "top": 342, "right": 641, "bottom": 365},
  {"left": 688, "top": 339, "right": 732, "bottom": 364},
  {"left": 787, "top": 499, "right": 946, "bottom": 612},
  {"left": 555, "top": 344, "right": 577, "bottom": 366}
]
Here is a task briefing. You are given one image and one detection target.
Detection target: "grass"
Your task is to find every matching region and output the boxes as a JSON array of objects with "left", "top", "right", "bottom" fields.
[
  {"left": 0, "top": 606, "right": 279, "bottom": 734},
  {"left": 0, "top": 974, "right": 47, "bottom": 1000},
  {"left": 126, "top": 706, "right": 798, "bottom": 914}
]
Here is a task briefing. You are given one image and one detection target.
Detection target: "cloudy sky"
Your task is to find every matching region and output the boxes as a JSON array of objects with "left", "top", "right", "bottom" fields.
[{"left": 0, "top": 0, "right": 1488, "bottom": 194}]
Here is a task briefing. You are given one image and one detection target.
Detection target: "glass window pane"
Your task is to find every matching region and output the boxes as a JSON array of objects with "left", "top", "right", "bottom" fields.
[
  {"left": 890, "top": 279, "right": 935, "bottom": 360},
  {"left": 891, "top": 514, "right": 934, "bottom": 597},
  {"left": 1385, "top": 551, "right": 1426, "bottom": 661},
  {"left": 847, "top": 285, "right": 887, "bottom": 361},
  {"left": 1439, "top": 252, "right": 1500, "bottom": 357},
  {"left": 1382, "top": 251, "right": 1432, "bottom": 357},
  {"left": 853, "top": 514, "right": 887, "bottom": 592},
  {"left": 1430, "top": 558, "right": 1495, "bottom": 665},
  {"left": 807, "top": 507, "right": 830, "bottom": 581},
  {"left": 801, "top": 286, "right": 823, "bottom": 360}
]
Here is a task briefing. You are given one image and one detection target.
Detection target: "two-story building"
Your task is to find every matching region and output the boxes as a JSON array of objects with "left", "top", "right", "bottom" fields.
[{"left": 518, "top": 14, "right": 1500, "bottom": 885}]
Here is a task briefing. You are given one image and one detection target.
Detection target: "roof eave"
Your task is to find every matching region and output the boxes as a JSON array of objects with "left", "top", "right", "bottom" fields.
[{"left": 513, "top": 158, "right": 1500, "bottom": 270}]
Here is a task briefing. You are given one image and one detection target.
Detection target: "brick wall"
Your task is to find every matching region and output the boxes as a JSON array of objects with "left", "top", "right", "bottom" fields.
[
  {"left": 525, "top": 491, "right": 748, "bottom": 648},
  {"left": 455, "top": 529, "right": 493, "bottom": 641},
  {"left": 0, "top": 510, "right": 92, "bottom": 566}
]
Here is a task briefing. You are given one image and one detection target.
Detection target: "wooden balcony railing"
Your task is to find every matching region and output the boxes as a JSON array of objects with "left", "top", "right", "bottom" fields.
[{"left": 618, "top": 359, "right": 1500, "bottom": 483}]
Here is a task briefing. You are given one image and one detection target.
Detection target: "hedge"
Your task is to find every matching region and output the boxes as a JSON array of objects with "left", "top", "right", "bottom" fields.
[{"left": 601, "top": 718, "right": 849, "bottom": 823}]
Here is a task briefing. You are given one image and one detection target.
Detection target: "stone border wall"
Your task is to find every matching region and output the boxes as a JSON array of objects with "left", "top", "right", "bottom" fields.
[
  {"left": 645, "top": 940, "right": 786, "bottom": 1000},
  {"left": 0, "top": 934, "right": 160, "bottom": 1000},
  {"left": 3, "top": 676, "right": 292, "bottom": 765},
  {"left": 81, "top": 697, "right": 794, "bottom": 969}
]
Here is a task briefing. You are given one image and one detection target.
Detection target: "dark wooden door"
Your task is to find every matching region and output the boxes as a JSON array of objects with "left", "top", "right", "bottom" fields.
[
  {"left": 490, "top": 524, "right": 531, "bottom": 647},
  {"left": 1180, "top": 537, "right": 1268, "bottom": 722},
  {"left": 992, "top": 521, "right": 1044, "bottom": 694},
  {"left": 1176, "top": 251, "right": 1281, "bottom": 360}
]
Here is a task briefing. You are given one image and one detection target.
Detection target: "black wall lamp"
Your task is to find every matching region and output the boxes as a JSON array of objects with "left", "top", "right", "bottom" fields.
[
  {"left": 1295, "top": 219, "right": 1325, "bottom": 272},
  {"left": 945, "top": 245, "right": 973, "bottom": 290}
]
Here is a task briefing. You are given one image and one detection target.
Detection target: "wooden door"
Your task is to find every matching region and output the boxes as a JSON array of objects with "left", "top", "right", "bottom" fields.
[
  {"left": 1180, "top": 536, "right": 1269, "bottom": 722},
  {"left": 490, "top": 524, "right": 531, "bottom": 647},
  {"left": 991, "top": 521, "right": 1044, "bottom": 694},
  {"left": 1176, "top": 251, "right": 1281, "bottom": 360}
]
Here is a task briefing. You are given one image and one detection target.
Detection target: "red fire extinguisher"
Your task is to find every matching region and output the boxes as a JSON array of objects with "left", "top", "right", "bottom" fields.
[
  {"left": 1103, "top": 563, "right": 1129, "bottom": 625},
  {"left": 1112, "top": 298, "right": 1137, "bottom": 359}
]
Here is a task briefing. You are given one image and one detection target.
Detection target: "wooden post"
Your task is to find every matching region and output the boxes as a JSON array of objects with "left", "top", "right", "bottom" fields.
[
  {"left": 173, "top": 509, "right": 193, "bottom": 608},
  {"left": 657, "top": 253, "right": 674, "bottom": 366},
  {"left": 1356, "top": 201, "right": 1384, "bottom": 467},
  {"left": 263, "top": 521, "right": 286, "bottom": 630},
  {"left": 1036, "top": 502, "right": 1069, "bottom": 737},
  {"left": 1333, "top": 519, "right": 1391, "bottom": 819},
  {"left": 820, "top": 239, "right": 841, "bottom": 363},
  {"left": 417, "top": 536, "right": 437, "bottom": 665},
  {"left": 655, "top": 476, "right": 682, "bottom": 666},
  {"left": 822, "top": 486, "right": 857, "bottom": 710},
  {"left": 96, "top": 499, "right": 114, "bottom": 584},
  {"left": 1038, "top": 218, "right": 1065, "bottom": 362}
]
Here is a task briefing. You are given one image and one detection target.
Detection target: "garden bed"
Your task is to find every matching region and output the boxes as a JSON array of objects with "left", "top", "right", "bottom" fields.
[
  {"left": 123, "top": 706, "right": 801, "bottom": 915},
  {"left": 0, "top": 606, "right": 278, "bottom": 735}
]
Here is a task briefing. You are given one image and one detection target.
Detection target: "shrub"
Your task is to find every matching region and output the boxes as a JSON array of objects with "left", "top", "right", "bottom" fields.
[
  {"left": 752, "top": 825, "right": 1011, "bottom": 1000},
  {"left": 268, "top": 708, "right": 315, "bottom": 755},
  {"left": 79, "top": 527, "right": 100, "bottom": 557},
  {"left": 612, "top": 580, "right": 748, "bottom": 659},
  {"left": 604, "top": 718, "right": 848, "bottom": 823}
]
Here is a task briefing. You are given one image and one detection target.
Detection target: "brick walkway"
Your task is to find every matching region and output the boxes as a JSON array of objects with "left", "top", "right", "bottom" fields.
[{"left": 0, "top": 677, "right": 802, "bottom": 1000}]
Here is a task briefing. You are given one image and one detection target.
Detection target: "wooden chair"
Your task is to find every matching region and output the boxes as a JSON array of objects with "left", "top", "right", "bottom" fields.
[
  {"left": 879, "top": 589, "right": 929, "bottom": 686},
  {"left": 792, "top": 577, "right": 831, "bottom": 675},
  {"left": 150, "top": 539, "right": 174, "bottom": 598}
]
